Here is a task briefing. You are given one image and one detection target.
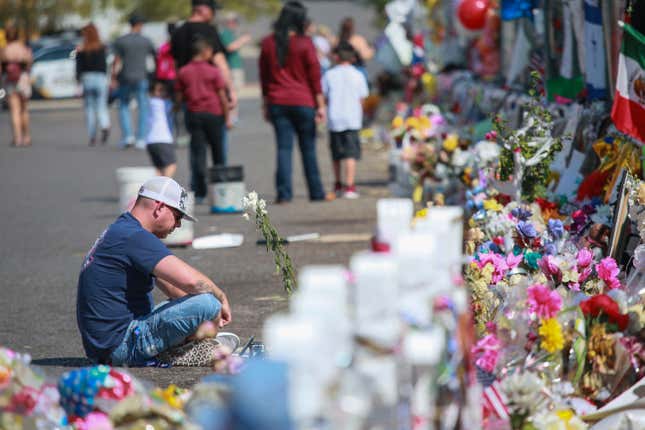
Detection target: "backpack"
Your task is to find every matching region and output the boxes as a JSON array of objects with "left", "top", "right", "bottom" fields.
[{"left": 155, "top": 43, "right": 176, "bottom": 80}]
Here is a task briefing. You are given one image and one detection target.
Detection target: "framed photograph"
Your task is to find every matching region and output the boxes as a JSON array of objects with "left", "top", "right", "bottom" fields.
[{"left": 608, "top": 170, "right": 631, "bottom": 261}]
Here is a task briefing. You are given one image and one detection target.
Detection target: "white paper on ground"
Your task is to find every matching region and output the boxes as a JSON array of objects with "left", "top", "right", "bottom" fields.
[{"left": 192, "top": 234, "right": 244, "bottom": 249}]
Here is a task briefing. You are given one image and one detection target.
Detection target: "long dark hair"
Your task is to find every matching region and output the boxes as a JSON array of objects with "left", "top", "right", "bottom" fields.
[
  {"left": 339, "top": 17, "right": 354, "bottom": 43},
  {"left": 274, "top": 1, "right": 307, "bottom": 67}
]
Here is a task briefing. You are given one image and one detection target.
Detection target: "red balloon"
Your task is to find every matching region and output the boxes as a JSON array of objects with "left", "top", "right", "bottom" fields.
[{"left": 457, "top": 0, "right": 490, "bottom": 31}]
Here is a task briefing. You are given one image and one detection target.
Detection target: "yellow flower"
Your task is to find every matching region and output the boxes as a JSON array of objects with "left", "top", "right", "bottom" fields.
[
  {"left": 483, "top": 199, "right": 503, "bottom": 212},
  {"left": 405, "top": 117, "right": 420, "bottom": 130},
  {"left": 555, "top": 410, "right": 574, "bottom": 421},
  {"left": 155, "top": 384, "right": 184, "bottom": 409},
  {"left": 539, "top": 318, "right": 564, "bottom": 353},
  {"left": 419, "top": 115, "right": 431, "bottom": 131},
  {"left": 415, "top": 208, "right": 428, "bottom": 219},
  {"left": 442, "top": 133, "right": 459, "bottom": 152},
  {"left": 391, "top": 116, "right": 404, "bottom": 129},
  {"left": 421, "top": 73, "right": 437, "bottom": 95}
]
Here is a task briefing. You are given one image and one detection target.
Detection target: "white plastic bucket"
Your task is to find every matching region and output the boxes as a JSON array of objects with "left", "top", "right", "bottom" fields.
[
  {"left": 115, "top": 167, "right": 157, "bottom": 213},
  {"left": 162, "top": 191, "right": 195, "bottom": 247}
]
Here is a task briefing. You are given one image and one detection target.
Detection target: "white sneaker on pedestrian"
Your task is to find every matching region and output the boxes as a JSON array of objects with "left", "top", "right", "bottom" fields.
[
  {"left": 135, "top": 139, "right": 146, "bottom": 150},
  {"left": 120, "top": 137, "right": 135, "bottom": 149},
  {"left": 342, "top": 185, "right": 360, "bottom": 199}
]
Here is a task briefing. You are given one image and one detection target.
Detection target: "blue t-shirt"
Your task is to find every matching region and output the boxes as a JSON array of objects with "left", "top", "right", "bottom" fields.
[{"left": 76, "top": 213, "right": 172, "bottom": 361}]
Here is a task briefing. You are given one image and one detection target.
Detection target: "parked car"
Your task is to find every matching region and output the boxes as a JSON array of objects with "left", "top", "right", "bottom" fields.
[
  {"left": 29, "top": 42, "right": 117, "bottom": 99},
  {"left": 30, "top": 44, "right": 80, "bottom": 99}
]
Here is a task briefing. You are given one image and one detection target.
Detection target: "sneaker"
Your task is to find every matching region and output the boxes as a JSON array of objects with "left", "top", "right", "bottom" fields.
[
  {"left": 343, "top": 185, "right": 360, "bottom": 199},
  {"left": 100, "top": 128, "right": 110, "bottom": 145},
  {"left": 216, "top": 332, "right": 240, "bottom": 352},
  {"left": 120, "top": 137, "right": 135, "bottom": 149},
  {"left": 334, "top": 182, "right": 343, "bottom": 196},
  {"left": 156, "top": 338, "right": 223, "bottom": 367},
  {"left": 135, "top": 139, "right": 146, "bottom": 150}
]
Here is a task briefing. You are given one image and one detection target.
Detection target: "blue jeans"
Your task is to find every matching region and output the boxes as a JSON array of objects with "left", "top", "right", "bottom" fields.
[
  {"left": 117, "top": 79, "right": 149, "bottom": 145},
  {"left": 81, "top": 72, "right": 110, "bottom": 140},
  {"left": 268, "top": 104, "right": 325, "bottom": 201},
  {"left": 110, "top": 293, "right": 221, "bottom": 366}
]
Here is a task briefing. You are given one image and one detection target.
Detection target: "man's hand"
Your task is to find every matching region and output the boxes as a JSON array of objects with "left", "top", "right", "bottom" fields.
[
  {"left": 315, "top": 106, "right": 326, "bottom": 124},
  {"left": 219, "top": 298, "right": 232, "bottom": 327}
]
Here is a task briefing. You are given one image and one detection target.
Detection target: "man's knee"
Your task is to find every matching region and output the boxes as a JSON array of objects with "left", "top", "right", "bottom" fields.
[{"left": 192, "top": 293, "right": 221, "bottom": 322}]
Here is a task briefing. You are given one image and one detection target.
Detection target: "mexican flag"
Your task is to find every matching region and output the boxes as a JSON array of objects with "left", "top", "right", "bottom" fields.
[{"left": 611, "top": 22, "right": 645, "bottom": 143}]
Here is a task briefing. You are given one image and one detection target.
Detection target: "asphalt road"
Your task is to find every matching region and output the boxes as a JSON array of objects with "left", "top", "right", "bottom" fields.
[{"left": 0, "top": 98, "right": 388, "bottom": 387}]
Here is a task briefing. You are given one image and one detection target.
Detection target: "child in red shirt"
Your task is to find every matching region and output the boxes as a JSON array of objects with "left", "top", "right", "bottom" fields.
[{"left": 175, "top": 38, "right": 230, "bottom": 202}]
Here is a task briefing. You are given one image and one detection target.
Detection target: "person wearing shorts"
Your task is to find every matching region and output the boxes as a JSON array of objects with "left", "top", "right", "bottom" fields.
[
  {"left": 322, "top": 42, "right": 368, "bottom": 199},
  {"left": 146, "top": 81, "right": 177, "bottom": 177}
]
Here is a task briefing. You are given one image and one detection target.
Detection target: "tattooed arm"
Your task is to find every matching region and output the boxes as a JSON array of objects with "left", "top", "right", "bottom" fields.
[{"left": 153, "top": 255, "right": 231, "bottom": 326}]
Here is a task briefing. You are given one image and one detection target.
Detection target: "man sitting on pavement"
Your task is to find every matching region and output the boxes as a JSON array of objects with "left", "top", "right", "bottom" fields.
[{"left": 76, "top": 177, "right": 233, "bottom": 366}]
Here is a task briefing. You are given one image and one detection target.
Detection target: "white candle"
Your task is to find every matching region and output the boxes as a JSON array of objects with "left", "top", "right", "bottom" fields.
[{"left": 377, "top": 198, "right": 414, "bottom": 246}]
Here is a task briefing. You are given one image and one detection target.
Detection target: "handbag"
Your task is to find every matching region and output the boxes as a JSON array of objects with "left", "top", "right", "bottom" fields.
[{"left": 17, "top": 72, "right": 31, "bottom": 99}]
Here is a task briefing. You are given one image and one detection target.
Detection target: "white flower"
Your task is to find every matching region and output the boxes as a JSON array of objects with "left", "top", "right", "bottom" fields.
[
  {"left": 242, "top": 191, "right": 267, "bottom": 218},
  {"left": 501, "top": 371, "right": 546, "bottom": 415}
]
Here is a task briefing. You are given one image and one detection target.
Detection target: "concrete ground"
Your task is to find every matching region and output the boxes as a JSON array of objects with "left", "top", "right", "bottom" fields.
[{"left": 0, "top": 97, "right": 389, "bottom": 387}]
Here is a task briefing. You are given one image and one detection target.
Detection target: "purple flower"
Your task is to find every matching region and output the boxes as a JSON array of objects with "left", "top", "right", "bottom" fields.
[
  {"left": 516, "top": 220, "right": 537, "bottom": 238},
  {"left": 543, "top": 242, "right": 557, "bottom": 255},
  {"left": 511, "top": 207, "right": 532, "bottom": 221},
  {"left": 548, "top": 219, "right": 564, "bottom": 239}
]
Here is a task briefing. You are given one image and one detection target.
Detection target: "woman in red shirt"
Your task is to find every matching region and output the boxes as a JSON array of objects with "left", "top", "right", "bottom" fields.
[{"left": 259, "top": 1, "right": 328, "bottom": 203}]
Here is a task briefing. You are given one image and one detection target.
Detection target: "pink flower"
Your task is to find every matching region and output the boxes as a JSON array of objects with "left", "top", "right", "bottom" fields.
[
  {"left": 476, "top": 350, "right": 499, "bottom": 373},
  {"left": 472, "top": 334, "right": 501, "bottom": 373},
  {"left": 506, "top": 253, "right": 523, "bottom": 270},
  {"left": 526, "top": 284, "right": 562, "bottom": 319},
  {"left": 477, "top": 253, "right": 508, "bottom": 283},
  {"left": 579, "top": 266, "right": 592, "bottom": 283},
  {"left": 596, "top": 257, "right": 619, "bottom": 281},
  {"left": 606, "top": 277, "right": 622, "bottom": 290},
  {"left": 538, "top": 255, "right": 561, "bottom": 279},
  {"left": 576, "top": 248, "right": 593, "bottom": 268}
]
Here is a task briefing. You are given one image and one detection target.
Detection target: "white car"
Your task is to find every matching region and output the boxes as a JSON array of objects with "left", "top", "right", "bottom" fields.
[{"left": 30, "top": 44, "right": 80, "bottom": 99}]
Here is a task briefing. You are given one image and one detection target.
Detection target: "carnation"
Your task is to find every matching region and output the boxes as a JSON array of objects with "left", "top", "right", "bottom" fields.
[{"left": 527, "top": 284, "right": 562, "bottom": 319}]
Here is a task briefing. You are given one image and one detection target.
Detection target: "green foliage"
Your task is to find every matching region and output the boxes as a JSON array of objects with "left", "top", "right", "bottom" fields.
[
  {"left": 495, "top": 72, "right": 563, "bottom": 202},
  {"left": 113, "top": 0, "right": 281, "bottom": 22},
  {"left": 0, "top": 0, "right": 281, "bottom": 37}
]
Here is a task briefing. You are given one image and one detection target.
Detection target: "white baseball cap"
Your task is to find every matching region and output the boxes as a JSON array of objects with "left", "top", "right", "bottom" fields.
[{"left": 138, "top": 177, "right": 197, "bottom": 222}]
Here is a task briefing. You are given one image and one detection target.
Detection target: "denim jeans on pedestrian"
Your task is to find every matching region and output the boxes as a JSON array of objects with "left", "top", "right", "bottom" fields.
[
  {"left": 186, "top": 111, "right": 225, "bottom": 199},
  {"left": 117, "top": 79, "right": 149, "bottom": 145},
  {"left": 268, "top": 104, "right": 325, "bottom": 201},
  {"left": 81, "top": 72, "right": 110, "bottom": 140},
  {"left": 110, "top": 293, "right": 221, "bottom": 366}
]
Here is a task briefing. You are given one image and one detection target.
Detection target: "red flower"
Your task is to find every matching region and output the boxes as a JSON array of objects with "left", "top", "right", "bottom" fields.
[
  {"left": 580, "top": 294, "right": 629, "bottom": 331},
  {"left": 495, "top": 194, "right": 512, "bottom": 206},
  {"left": 492, "top": 236, "right": 505, "bottom": 246},
  {"left": 535, "top": 197, "right": 557, "bottom": 211}
]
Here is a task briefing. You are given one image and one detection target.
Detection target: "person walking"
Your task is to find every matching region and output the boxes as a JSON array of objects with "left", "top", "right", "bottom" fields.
[
  {"left": 76, "top": 23, "right": 110, "bottom": 146},
  {"left": 111, "top": 13, "right": 156, "bottom": 149},
  {"left": 259, "top": 1, "right": 331, "bottom": 203},
  {"left": 1, "top": 24, "right": 32, "bottom": 147},
  {"left": 175, "top": 38, "right": 230, "bottom": 204},
  {"left": 323, "top": 42, "right": 369, "bottom": 199},
  {"left": 145, "top": 81, "right": 177, "bottom": 177},
  {"left": 76, "top": 177, "right": 233, "bottom": 366},
  {"left": 219, "top": 12, "right": 251, "bottom": 96}
]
